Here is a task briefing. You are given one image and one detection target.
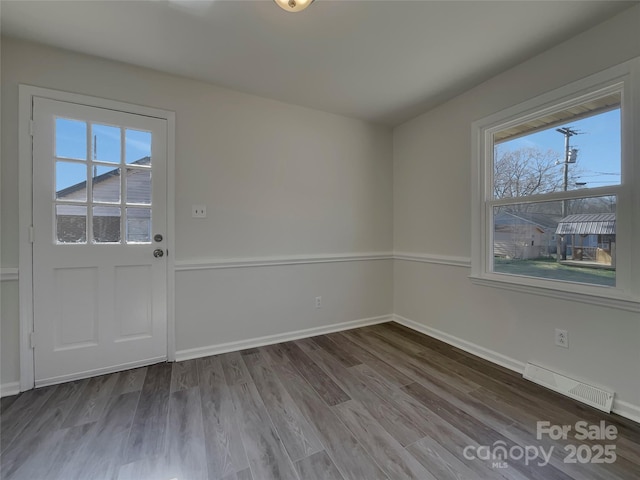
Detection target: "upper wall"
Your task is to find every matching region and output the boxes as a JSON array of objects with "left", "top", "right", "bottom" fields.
[
  {"left": 393, "top": 3, "right": 640, "bottom": 256},
  {"left": 1, "top": 37, "right": 393, "bottom": 267},
  {"left": 0, "top": 37, "right": 394, "bottom": 388},
  {"left": 392, "top": 4, "right": 640, "bottom": 417}
]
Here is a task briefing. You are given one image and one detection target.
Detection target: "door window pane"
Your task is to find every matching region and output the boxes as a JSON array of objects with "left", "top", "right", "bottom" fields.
[
  {"left": 92, "top": 124, "right": 121, "bottom": 164},
  {"left": 126, "top": 208, "right": 151, "bottom": 243},
  {"left": 53, "top": 118, "right": 157, "bottom": 246},
  {"left": 93, "top": 206, "right": 121, "bottom": 243},
  {"left": 126, "top": 169, "right": 151, "bottom": 205},
  {"left": 92, "top": 166, "right": 121, "bottom": 203},
  {"left": 56, "top": 118, "right": 87, "bottom": 160},
  {"left": 56, "top": 161, "right": 87, "bottom": 201},
  {"left": 56, "top": 205, "right": 87, "bottom": 243},
  {"left": 126, "top": 129, "right": 152, "bottom": 165}
]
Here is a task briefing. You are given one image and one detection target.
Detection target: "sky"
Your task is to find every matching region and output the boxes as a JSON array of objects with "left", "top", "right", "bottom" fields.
[
  {"left": 55, "top": 119, "right": 152, "bottom": 193},
  {"left": 495, "top": 108, "right": 621, "bottom": 190}
]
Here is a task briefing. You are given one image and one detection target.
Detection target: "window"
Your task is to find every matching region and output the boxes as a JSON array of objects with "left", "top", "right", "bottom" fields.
[
  {"left": 471, "top": 59, "right": 640, "bottom": 310},
  {"left": 54, "top": 119, "right": 153, "bottom": 244}
]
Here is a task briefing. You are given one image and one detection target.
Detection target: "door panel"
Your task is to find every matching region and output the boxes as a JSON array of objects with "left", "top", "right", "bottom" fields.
[
  {"left": 32, "top": 97, "right": 168, "bottom": 385},
  {"left": 114, "top": 265, "right": 153, "bottom": 340},
  {"left": 54, "top": 267, "right": 99, "bottom": 350}
]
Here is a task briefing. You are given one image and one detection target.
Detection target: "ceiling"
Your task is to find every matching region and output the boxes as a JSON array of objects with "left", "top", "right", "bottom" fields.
[{"left": 1, "top": 0, "right": 636, "bottom": 126}]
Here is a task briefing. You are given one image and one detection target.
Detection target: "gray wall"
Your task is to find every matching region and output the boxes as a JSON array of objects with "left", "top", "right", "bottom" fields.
[
  {"left": 0, "top": 37, "right": 394, "bottom": 388},
  {"left": 393, "top": 5, "right": 640, "bottom": 418}
]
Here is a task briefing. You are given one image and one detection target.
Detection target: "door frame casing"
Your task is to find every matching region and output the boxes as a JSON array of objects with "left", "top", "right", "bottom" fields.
[{"left": 18, "top": 85, "right": 176, "bottom": 391}]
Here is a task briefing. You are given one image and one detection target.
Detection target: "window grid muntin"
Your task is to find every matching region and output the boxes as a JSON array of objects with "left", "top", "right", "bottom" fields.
[{"left": 54, "top": 119, "right": 153, "bottom": 244}]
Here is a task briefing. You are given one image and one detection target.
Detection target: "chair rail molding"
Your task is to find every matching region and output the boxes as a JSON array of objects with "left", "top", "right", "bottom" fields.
[
  {"left": 393, "top": 252, "right": 471, "bottom": 268},
  {"left": 174, "top": 252, "right": 394, "bottom": 271}
]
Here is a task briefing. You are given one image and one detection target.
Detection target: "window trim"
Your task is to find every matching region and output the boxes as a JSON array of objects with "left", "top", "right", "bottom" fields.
[{"left": 470, "top": 58, "right": 640, "bottom": 311}]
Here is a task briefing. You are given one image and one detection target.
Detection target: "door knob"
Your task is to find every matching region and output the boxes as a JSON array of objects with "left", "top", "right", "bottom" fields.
[{"left": 153, "top": 249, "right": 164, "bottom": 258}]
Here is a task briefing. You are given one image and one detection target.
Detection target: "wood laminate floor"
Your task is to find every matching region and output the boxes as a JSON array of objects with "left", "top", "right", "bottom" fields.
[{"left": 1, "top": 322, "right": 639, "bottom": 480}]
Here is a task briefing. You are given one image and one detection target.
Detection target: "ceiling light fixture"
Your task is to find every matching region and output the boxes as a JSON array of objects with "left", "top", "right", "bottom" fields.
[{"left": 274, "top": 0, "right": 314, "bottom": 13}]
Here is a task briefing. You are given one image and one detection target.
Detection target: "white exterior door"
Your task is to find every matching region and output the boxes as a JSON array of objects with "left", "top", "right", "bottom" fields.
[{"left": 32, "top": 97, "right": 168, "bottom": 386}]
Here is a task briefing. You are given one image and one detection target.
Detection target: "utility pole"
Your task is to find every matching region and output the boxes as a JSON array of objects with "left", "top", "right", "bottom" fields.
[
  {"left": 555, "top": 126, "right": 581, "bottom": 261},
  {"left": 556, "top": 127, "right": 580, "bottom": 195}
]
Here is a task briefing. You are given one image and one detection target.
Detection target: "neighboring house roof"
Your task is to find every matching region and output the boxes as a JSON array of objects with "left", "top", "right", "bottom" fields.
[
  {"left": 56, "top": 157, "right": 152, "bottom": 242},
  {"left": 555, "top": 213, "right": 615, "bottom": 235},
  {"left": 57, "top": 156, "right": 151, "bottom": 198},
  {"left": 494, "top": 211, "right": 559, "bottom": 232}
]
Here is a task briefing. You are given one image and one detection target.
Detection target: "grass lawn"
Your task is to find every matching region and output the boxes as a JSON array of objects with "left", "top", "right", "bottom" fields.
[{"left": 494, "top": 258, "right": 615, "bottom": 286}]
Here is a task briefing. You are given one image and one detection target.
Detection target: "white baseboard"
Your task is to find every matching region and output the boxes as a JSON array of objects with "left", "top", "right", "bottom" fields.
[
  {"left": 612, "top": 399, "right": 640, "bottom": 424},
  {"left": 392, "top": 314, "right": 640, "bottom": 424},
  {"left": 175, "top": 314, "right": 393, "bottom": 361},
  {"left": 392, "top": 314, "right": 526, "bottom": 374},
  {"left": 0, "top": 382, "right": 21, "bottom": 397}
]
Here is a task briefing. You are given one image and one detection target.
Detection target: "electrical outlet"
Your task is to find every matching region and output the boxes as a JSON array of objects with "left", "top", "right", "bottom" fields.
[
  {"left": 315, "top": 296, "right": 322, "bottom": 308},
  {"left": 192, "top": 205, "right": 206, "bottom": 218},
  {"left": 555, "top": 329, "right": 569, "bottom": 348}
]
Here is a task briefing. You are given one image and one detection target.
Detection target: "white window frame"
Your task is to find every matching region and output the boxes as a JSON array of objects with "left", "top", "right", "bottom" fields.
[{"left": 470, "top": 59, "right": 640, "bottom": 313}]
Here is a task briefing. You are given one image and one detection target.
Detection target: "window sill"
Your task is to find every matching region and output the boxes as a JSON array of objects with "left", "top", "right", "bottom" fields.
[{"left": 468, "top": 274, "right": 640, "bottom": 313}]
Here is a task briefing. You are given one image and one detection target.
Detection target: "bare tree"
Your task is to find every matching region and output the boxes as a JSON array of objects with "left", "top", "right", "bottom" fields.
[
  {"left": 493, "top": 146, "right": 577, "bottom": 199},
  {"left": 568, "top": 195, "right": 616, "bottom": 215}
]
